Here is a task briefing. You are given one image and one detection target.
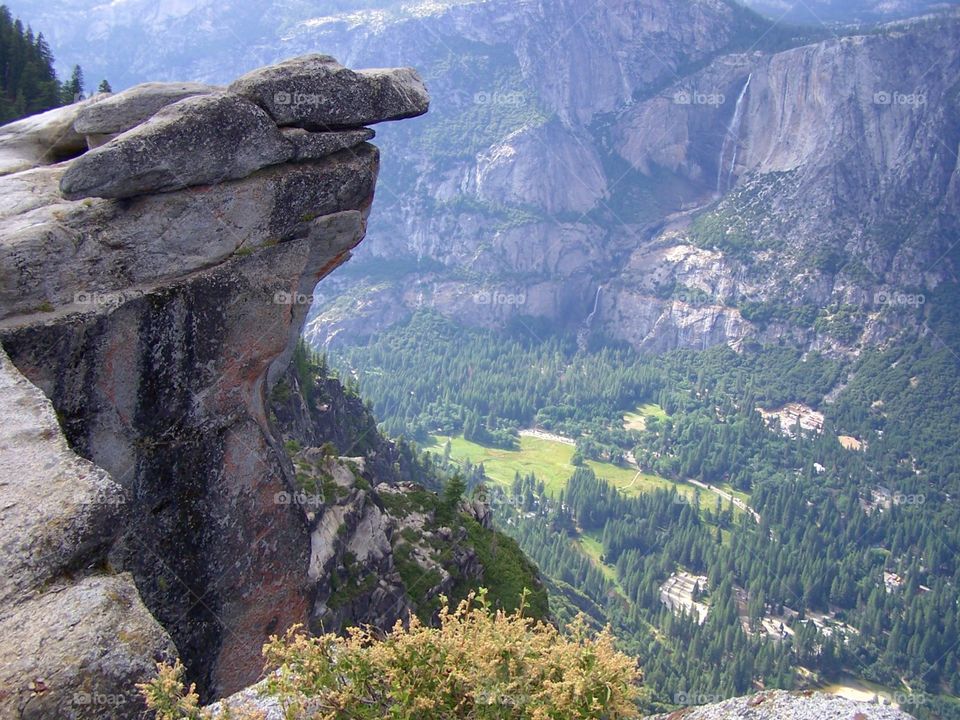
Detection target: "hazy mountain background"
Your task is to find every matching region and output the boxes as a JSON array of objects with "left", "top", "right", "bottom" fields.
[
  {"left": 8, "top": 0, "right": 958, "bottom": 357},
  {"left": 6, "top": 0, "right": 960, "bottom": 88}
]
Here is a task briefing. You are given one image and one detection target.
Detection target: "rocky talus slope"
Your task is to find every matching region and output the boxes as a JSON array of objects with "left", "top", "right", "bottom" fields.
[
  {"left": 645, "top": 690, "right": 915, "bottom": 719},
  {"left": 266, "top": 358, "right": 540, "bottom": 637},
  {"left": 0, "top": 54, "right": 432, "bottom": 717},
  {"left": 202, "top": 686, "right": 917, "bottom": 718}
]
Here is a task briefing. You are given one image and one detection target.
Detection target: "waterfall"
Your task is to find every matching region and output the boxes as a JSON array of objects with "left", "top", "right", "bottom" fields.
[
  {"left": 578, "top": 285, "right": 604, "bottom": 352},
  {"left": 585, "top": 285, "right": 603, "bottom": 327},
  {"left": 716, "top": 74, "right": 752, "bottom": 194}
]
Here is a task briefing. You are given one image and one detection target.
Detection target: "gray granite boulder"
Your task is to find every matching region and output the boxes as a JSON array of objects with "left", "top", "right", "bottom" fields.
[
  {"left": 59, "top": 93, "right": 294, "bottom": 200},
  {"left": 73, "top": 81, "right": 220, "bottom": 138},
  {"left": 646, "top": 690, "right": 916, "bottom": 719},
  {"left": 0, "top": 347, "right": 176, "bottom": 719},
  {"left": 228, "top": 54, "right": 429, "bottom": 129},
  {"left": 0, "top": 100, "right": 95, "bottom": 176}
]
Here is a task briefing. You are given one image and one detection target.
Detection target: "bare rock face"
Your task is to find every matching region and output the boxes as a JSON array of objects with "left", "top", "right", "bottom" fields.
[
  {"left": 228, "top": 54, "right": 429, "bottom": 129},
  {"left": 0, "top": 99, "right": 97, "bottom": 176},
  {"left": 1, "top": 574, "right": 176, "bottom": 720},
  {"left": 290, "top": 5, "right": 960, "bottom": 358},
  {"left": 0, "top": 54, "right": 426, "bottom": 711},
  {"left": 1, "top": 155, "right": 377, "bottom": 700},
  {"left": 281, "top": 127, "right": 376, "bottom": 161},
  {"left": 59, "top": 56, "right": 420, "bottom": 201},
  {"left": 472, "top": 122, "right": 608, "bottom": 215},
  {"left": 205, "top": 683, "right": 284, "bottom": 719},
  {"left": 0, "top": 347, "right": 176, "bottom": 719}
]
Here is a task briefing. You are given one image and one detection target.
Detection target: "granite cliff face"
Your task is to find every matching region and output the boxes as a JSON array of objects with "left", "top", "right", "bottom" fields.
[
  {"left": 0, "top": 348, "right": 176, "bottom": 720},
  {"left": 0, "top": 55, "right": 434, "bottom": 716},
  {"left": 598, "top": 17, "right": 960, "bottom": 353},
  {"left": 298, "top": 6, "right": 960, "bottom": 357}
]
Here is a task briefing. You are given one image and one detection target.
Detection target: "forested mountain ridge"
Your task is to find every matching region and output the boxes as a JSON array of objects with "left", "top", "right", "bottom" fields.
[{"left": 336, "top": 305, "right": 960, "bottom": 717}]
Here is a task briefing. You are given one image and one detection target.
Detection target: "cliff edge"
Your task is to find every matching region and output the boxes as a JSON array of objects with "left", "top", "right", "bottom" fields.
[{"left": 0, "top": 54, "right": 428, "bottom": 717}]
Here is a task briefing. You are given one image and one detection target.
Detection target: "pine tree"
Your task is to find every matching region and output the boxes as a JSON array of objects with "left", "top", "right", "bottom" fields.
[
  {"left": 0, "top": 10, "right": 64, "bottom": 122},
  {"left": 441, "top": 473, "right": 466, "bottom": 512},
  {"left": 97, "top": 78, "right": 112, "bottom": 93},
  {"left": 62, "top": 64, "right": 84, "bottom": 103}
]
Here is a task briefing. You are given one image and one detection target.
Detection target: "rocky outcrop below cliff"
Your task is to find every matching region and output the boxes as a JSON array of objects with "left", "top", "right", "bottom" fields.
[
  {"left": 266, "top": 351, "right": 542, "bottom": 637},
  {"left": 0, "top": 54, "right": 429, "bottom": 717}
]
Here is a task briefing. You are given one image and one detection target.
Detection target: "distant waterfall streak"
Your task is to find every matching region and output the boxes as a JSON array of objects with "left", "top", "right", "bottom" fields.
[
  {"left": 586, "top": 285, "right": 603, "bottom": 327},
  {"left": 577, "top": 285, "right": 604, "bottom": 352},
  {"left": 716, "top": 73, "right": 752, "bottom": 194}
]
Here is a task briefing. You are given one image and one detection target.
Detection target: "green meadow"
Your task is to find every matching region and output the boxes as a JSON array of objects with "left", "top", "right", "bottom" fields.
[
  {"left": 622, "top": 402, "right": 668, "bottom": 431},
  {"left": 425, "top": 433, "right": 693, "bottom": 501}
]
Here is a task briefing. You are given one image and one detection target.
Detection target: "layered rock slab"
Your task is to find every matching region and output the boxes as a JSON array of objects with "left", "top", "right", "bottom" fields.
[
  {"left": 60, "top": 93, "right": 293, "bottom": 199},
  {"left": 229, "top": 54, "right": 429, "bottom": 129},
  {"left": 73, "top": 81, "right": 220, "bottom": 137},
  {"left": 282, "top": 127, "right": 375, "bottom": 161},
  {"left": 1, "top": 147, "right": 379, "bottom": 321},
  {"left": 0, "top": 99, "right": 96, "bottom": 176}
]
